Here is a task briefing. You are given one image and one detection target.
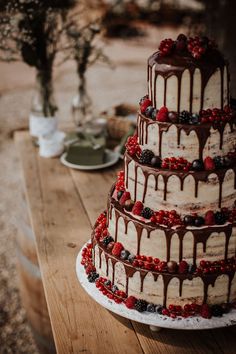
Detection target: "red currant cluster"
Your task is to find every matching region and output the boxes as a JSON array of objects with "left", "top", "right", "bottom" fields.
[
  {"left": 95, "top": 277, "right": 127, "bottom": 304},
  {"left": 125, "top": 135, "right": 141, "bottom": 157},
  {"left": 164, "top": 303, "right": 204, "bottom": 318},
  {"left": 195, "top": 258, "right": 236, "bottom": 276},
  {"left": 115, "top": 171, "right": 125, "bottom": 192},
  {"left": 161, "top": 157, "right": 192, "bottom": 171},
  {"left": 187, "top": 36, "right": 217, "bottom": 59},
  {"left": 81, "top": 243, "right": 93, "bottom": 267},
  {"left": 94, "top": 213, "right": 107, "bottom": 242},
  {"left": 133, "top": 256, "right": 165, "bottom": 272},
  {"left": 200, "top": 106, "right": 233, "bottom": 124},
  {"left": 150, "top": 209, "right": 183, "bottom": 228},
  {"left": 187, "top": 37, "right": 208, "bottom": 59},
  {"left": 159, "top": 38, "right": 174, "bottom": 56}
]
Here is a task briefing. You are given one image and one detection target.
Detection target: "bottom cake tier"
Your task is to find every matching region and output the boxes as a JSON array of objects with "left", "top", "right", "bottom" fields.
[{"left": 81, "top": 212, "right": 236, "bottom": 319}]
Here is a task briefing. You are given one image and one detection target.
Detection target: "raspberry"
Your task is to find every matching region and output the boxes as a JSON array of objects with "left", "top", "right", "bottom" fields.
[
  {"left": 112, "top": 242, "right": 124, "bottom": 257},
  {"left": 204, "top": 156, "right": 215, "bottom": 171},
  {"left": 156, "top": 106, "right": 169, "bottom": 122},
  {"left": 140, "top": 98, "right": 152, "bottom": 114},
  {"left": 85, "top": 264, "right": 96, "bottom": 275},
  {"left": 132, "top": 201, "right": 143, "bottom": 215},
  {"left": 179, "top": 260, "right": 188, "bottom": 274},
  {"left": 125, "top": 296, "right": 137, "bottom": 309},
  {"left": 159, "top": 38, "right": 174, "bottom": 56},
  {"left": 205, "top": 210, "right": 215, "bottom": 225},
  {"left": 119, "top": 191, "right": 131, "bottom": 206}
]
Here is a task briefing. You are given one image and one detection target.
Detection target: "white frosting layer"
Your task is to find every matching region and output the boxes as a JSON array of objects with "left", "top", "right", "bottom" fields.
[
  {"left": 94, "top": 244, "right": 236, "bottom": 307},
  {"left": 125, "top": 157, "right": 236, "bottom": 216},
  {"left": 107, "top": 204, "right": 236, "bottom": 264},
  {"left": 137, "top": 115, "right": 236, "bottom": 160},
  {"left": 148, "top": 65, "right": 229, "bottom": 113}
]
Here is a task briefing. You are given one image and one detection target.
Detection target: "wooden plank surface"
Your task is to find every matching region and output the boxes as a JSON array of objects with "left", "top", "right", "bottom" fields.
[
  {"left": 15, "top": 131, "right": 236, "bottom": 354},
  {"left": 15, "top": 131, "right": 143, "bottom": 354}
]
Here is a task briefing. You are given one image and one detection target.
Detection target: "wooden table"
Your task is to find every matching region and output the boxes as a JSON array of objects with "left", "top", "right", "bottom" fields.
[{"left": 15, "top": 131, "right": 236, "bottom": 354}]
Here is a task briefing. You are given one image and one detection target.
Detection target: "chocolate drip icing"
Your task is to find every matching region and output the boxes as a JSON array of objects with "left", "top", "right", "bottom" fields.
[
  {"left": 148, "top": 50, "right": 228, "bottom": 113},
  {"left": 125, "top": 152, "right": 236, "bottom": 209}
]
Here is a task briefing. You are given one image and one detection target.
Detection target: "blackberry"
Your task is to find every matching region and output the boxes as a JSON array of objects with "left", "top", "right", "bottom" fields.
[
  {"left": 88, "top": 272, "right": 99, "bottom": 283},
  {"left": 112, "top": 285, "right": 118, "bottom": 293},
  {"left": 141, "top": 207, "right": 154, "bottom": 219},
  {"left": 120, "top": 249, "right": 130, "bottom": 260},
  {"left": 211, "top": 305, "right": 223, "bottom": 317},
  {"left": 128, "top": 254, "right": 135, "bottom": 263},
  {"left": 147, "top": 303, "right": 156, "bottom": 312},
  {"left": 155, "top": 305, "right": 164, "bottom": 314},
  {"left": 139, "top": 149, "right": 154, "bottom": 165},
  {"left": 135, "top": 299, "right": 148, "bottom": 312},
  {"left": 104, "top": 280, "right": 111, "bottom": 287},
  {"left": 215, "top": 211, "right": 227, "bottom": 225},
  {"left": 151, "top": 108, "right": 157, "bottom": 120},
  {"left": 145, "top": 106, "right": 155, "bottom": 118},
  {"left": 179, "top": 110, "right": 191, "bottom": 124},
  {"left": 189, "top": 113, "right": 200, "bottom": 125},
  {"left": 103, "top": 236, "right": 114, "bottom": 246},
  {"left": 117, "top": 190, "right": 124, "bottom": 200}
]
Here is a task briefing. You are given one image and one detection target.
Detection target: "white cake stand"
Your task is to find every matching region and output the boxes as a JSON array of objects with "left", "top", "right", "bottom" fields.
[{"left": 76, "top": 243, "right": 236, "bottom": 331}]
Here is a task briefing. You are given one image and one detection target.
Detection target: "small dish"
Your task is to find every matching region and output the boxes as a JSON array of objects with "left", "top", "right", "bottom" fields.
[{"left": 60, "top": 149, "right": 120, "bottom": 170}]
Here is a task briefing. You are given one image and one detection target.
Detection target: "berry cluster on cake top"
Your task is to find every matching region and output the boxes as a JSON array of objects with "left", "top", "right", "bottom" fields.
[{"left": 158, "top": 34, "right": 217, "bottom": 59}]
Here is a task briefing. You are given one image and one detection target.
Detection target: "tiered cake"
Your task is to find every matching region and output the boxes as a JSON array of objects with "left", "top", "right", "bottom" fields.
[{"left": 82, "top": 35, "right": 236, "bottom": 318}]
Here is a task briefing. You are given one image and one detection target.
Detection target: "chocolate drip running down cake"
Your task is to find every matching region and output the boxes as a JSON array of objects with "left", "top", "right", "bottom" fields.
[{"left": 82, "top": 34, "right": 236, "bottom": 319}]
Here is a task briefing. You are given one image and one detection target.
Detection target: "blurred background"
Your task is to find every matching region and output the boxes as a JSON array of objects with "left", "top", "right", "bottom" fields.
[{"left": 0, "top": 0, "right": 235, "bottom": 352}]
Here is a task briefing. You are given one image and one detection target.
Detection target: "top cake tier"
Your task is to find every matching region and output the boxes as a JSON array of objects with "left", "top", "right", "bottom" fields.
[{"left": 148, "top": 36, "right": 229, "bottom": 114}]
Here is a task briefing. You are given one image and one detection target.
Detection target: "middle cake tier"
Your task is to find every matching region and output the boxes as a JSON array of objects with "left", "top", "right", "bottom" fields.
[
  {"left": 137, "top": 113, "right": 236, "bottom": 161},
  {"left": 124, "top": 153, "right": 236, "bottom": 216},
  {"left": 107, "top": 188, "right": 236, "bottom": 265}
]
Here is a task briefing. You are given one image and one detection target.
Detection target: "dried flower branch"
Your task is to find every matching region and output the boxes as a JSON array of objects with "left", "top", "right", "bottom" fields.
[{"left": 0, "top": 0, "right": 76, "bottom": 116}]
